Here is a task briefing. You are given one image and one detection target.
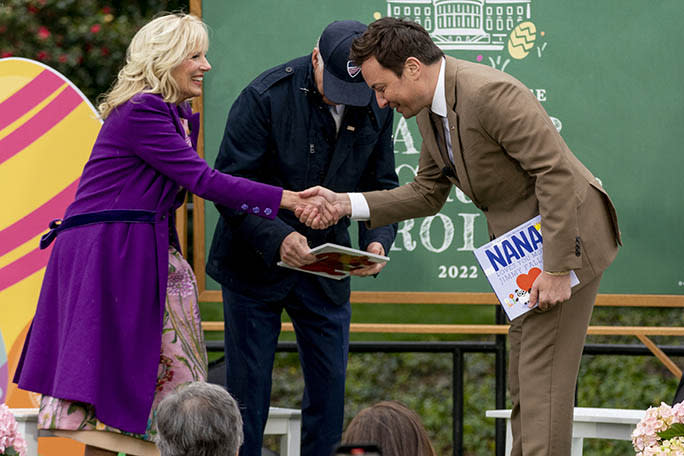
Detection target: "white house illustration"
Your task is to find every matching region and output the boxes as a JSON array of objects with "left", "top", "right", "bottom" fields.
[{"left": 387, "top": 0, "right": 532, "bottom": 50}]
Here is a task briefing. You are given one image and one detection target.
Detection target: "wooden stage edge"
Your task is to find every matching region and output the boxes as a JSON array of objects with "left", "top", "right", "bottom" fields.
[
  {"left": 201, "top": 322, "right": 684, "bottom": 337},
  {"left": 199, "top": 290, "right": 684, "bottom": 307}
]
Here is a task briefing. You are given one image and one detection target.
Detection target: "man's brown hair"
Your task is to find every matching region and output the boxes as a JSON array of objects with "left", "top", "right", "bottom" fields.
[
  {"left": 350, "top": 17, "right": 444, "bottom": 77},
  {"left": 342, "top": 400, "right": 437, "bottom": 456}
]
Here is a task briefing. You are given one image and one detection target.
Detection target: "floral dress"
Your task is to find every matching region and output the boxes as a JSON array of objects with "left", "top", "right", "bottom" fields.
[{"left": 37, "top": 247, "right": 208, "bottom": 442}]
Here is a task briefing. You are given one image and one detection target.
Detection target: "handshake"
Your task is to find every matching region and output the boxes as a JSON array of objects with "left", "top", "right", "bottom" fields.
[
  {"left": 279, "top": 186, "right": 387, "bottom": 276},
  {"left": 281, "top": 186, "right": 351, "bottom": 229}
]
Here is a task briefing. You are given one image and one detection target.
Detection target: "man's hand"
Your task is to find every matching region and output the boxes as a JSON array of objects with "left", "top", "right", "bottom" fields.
[
  {"left": 296, "top": 186, "right": 351, "bottom": 229},
  {"left": 279, "top": 232, "right": 316, "bottom": 268},
  {"left": 349, "top": 242, "right": 387, "bottom": 277},
  {"left": 528, "top": 272, "right": 572, "bottom": 311},
  {"left": 280, "top": 189, "right": 339, "bottom": 229}
]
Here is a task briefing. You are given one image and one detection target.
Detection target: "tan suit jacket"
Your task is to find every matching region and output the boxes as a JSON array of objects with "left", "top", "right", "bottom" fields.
[{"left": 364, "top": 56, "right": 621, "bottom": 286}]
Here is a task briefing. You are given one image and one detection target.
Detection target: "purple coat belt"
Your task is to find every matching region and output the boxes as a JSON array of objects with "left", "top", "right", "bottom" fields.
[
  {"left": 39, "top": 210, "right": 158, "bottom": 249},
  {"left": 14, "top": 93, "right": 283, "bottom": 434}
]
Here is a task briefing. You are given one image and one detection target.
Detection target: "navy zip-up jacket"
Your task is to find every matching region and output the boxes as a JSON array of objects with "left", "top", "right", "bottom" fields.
[{"left": 206, "top": 55, "right": 399, "bottom": 304}]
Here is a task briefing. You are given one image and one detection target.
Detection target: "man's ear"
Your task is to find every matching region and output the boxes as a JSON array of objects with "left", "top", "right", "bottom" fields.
[
  {"left": 403, "top": 57, "right": 422, "bottom": 80},
  {"left": 311, "top": 47, "right": 320, "bottom": 68}
]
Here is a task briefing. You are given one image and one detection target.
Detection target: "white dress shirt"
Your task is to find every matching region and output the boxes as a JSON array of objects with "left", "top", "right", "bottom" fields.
[
  {"left": 430, "top": 58, "right": 455, "bottom": 164},
  {"left": 329, "top": 104, "right": 345, "bottom": 134}
]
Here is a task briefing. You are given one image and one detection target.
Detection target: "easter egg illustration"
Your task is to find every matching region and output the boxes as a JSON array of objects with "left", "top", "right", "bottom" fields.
[
  {"left": 0, "top": 57, "right": 101, "bottom": 407},
  {"left": 508, "top": 21, "right": 536, "bottom": 60}
]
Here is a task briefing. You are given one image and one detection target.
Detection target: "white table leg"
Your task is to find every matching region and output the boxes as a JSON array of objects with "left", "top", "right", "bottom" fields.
[
  {"left": 11, "top": 409, "right": 39, "bottom": 456},
  {"left": 265, "top": 407, "right": 301, "bottom": 456},
  {"left": 290, "top": 413, "right": 302, "bottom": 456},
  {"left": 571, "top": 437, "right": 584, "bottom": 456},
  {"left": 505, "top": 418, "right": 512, "bottom": 456}
]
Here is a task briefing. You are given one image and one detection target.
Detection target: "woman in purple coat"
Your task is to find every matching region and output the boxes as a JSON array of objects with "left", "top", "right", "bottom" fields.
[{"left": 13, "top": 13, "right": 330, "bottom": 456}]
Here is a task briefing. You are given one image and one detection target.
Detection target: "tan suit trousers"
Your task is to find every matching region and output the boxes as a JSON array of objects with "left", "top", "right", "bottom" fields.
[{"left": 508, "top": 274, "right": 602, "bottom": 456}]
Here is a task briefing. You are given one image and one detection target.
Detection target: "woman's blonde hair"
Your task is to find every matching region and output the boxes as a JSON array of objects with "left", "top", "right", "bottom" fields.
[{"left": 98, "top": 13, "right": 208, "bottom": 119}]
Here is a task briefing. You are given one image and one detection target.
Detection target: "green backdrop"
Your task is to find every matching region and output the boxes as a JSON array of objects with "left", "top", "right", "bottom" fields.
[{"left": 199, "top": 0, "right": 684, "bottom": 296}]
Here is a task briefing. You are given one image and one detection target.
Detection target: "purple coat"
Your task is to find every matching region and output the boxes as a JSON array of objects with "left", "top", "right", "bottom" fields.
[{"left": 14, "top": 93, "right": 282, "bottom": 433}]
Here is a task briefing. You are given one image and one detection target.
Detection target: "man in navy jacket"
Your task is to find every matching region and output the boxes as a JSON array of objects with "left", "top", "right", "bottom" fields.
[{"left": 207, "top": 21, "right": 398, "bottom": 456}]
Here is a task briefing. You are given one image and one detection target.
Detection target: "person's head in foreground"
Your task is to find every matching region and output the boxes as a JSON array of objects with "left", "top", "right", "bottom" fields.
[
  {"left": 350, "top": 17, "right": 444, "bottom": 118},
  {"left": 99, "top": 12, "right": 211, "bottom": 118},
  {"left": 342, "top": 400, "right": 437, "bottom": 456},
  {"left": 155, "top": 382, "right": 244, "bottom": 456}
]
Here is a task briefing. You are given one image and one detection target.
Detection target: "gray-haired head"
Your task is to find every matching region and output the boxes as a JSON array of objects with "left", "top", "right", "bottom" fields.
[{"left": 155, "top": 382, "right": 244, "bottom": 456}]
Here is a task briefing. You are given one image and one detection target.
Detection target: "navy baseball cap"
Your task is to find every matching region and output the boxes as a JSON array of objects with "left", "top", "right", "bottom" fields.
[{"left": 319, "top": 20, "right": 372, "bottom": 107}]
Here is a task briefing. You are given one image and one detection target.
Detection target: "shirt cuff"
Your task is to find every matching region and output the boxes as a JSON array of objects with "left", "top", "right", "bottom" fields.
[
  {"left": 544, "top": 270, "right": 570, "bottom": 276},
  {"left": 348, "top": 192, "right": 370, "bottom": 220}
]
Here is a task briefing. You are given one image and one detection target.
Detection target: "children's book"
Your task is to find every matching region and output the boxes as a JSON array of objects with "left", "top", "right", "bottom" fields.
[
  {"left": 473, "top": 215, "right": 579, "bottom": 320},
  {"left": 277, "top": 243, "right": 389, "bottom": 280}
]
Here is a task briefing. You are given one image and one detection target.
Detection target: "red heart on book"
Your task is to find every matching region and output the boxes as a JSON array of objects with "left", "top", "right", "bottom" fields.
[{"left": 516, "top": 267, "right": 542, "bottom": 290}]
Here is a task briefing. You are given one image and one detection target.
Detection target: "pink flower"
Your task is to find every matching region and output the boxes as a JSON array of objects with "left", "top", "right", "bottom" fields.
[
  {"left": 36, "top": 50, "right": 48, "bottom": 60},
  {"left": 102, "top": 6, "right": 112, "bottom": 14},
  {"left": 1, "top": 51, "right": 13, "bottom": 58},
  {"left": 0, "top": 404, "right": 27, "bottom": 456},
  {"left": 58, "top": 54, "right": 67, "bottom": 63},
  {"left": 90, "top": 24, "right": 101, "bottom": 34},
  {"left": 37, "top": 26, "right": 50, "bottom": 40},
  {"left": 633, "top": 402, "right": 684, "bottom": 455},
  {"left": 673, "top": 402, "right": 684, "bottom": 422}
]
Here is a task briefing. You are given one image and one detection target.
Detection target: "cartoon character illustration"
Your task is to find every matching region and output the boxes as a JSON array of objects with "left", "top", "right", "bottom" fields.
[{"left": 509, "top": 288, "right": 530, "bottom": 306}]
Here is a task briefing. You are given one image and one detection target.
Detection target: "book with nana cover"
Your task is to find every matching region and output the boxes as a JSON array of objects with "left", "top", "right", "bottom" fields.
[
  {"left": 277, "top": 243, "right": 390, "bottom": 280},
  {"left": 473, "top": 215, "right": 579, "bottom": 320}
]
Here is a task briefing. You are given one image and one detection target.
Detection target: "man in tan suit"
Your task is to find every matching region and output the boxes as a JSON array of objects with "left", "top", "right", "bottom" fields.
[{"left": 299, "top": 17, "right": 621, "bottom": 456}]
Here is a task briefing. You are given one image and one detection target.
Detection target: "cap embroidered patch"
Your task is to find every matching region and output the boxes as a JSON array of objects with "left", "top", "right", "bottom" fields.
[{"left": 347, "top": 61, "right": 361, "bottom": 78}]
